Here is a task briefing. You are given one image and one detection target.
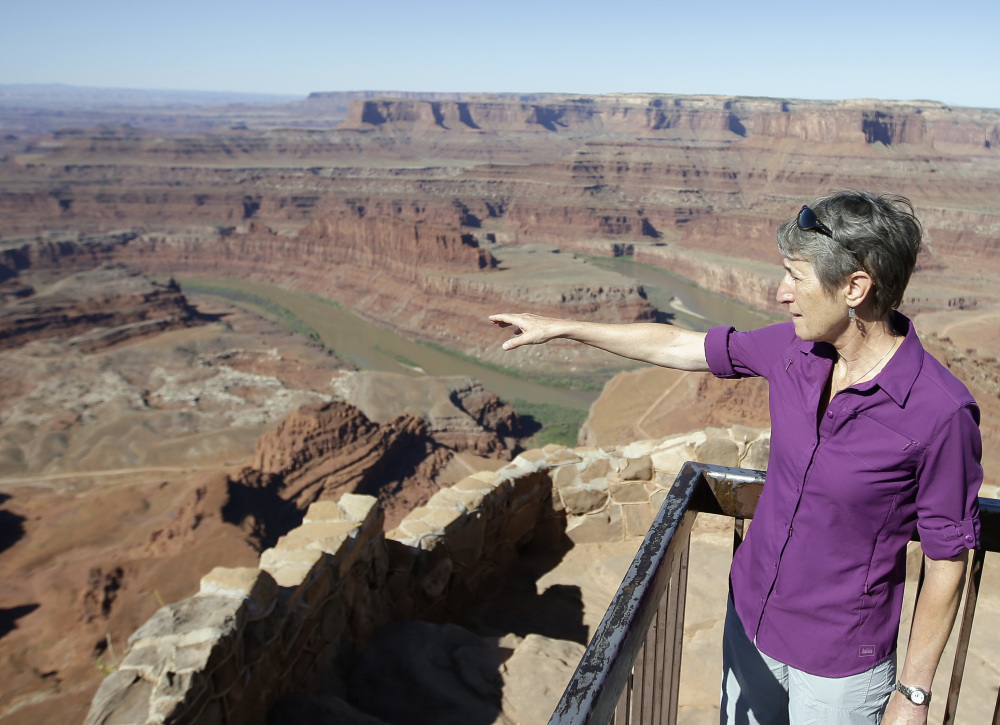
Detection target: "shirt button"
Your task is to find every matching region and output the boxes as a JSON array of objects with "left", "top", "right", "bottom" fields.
[
  {"left": 826, "top": 411, "right": 833, "bottom": 418},
  {"left": 965, "top": 534, "right": 974, "bottom": 543}
]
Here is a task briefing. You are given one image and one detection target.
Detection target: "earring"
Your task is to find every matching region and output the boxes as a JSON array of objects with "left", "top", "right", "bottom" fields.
[{"left": 848, "top": 307, "right": 856, "bottom": 320}]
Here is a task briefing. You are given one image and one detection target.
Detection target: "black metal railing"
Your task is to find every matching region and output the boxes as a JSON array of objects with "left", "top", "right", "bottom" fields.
[{"left": 549, "top": 462, "right": 1000, "bottom": 725}]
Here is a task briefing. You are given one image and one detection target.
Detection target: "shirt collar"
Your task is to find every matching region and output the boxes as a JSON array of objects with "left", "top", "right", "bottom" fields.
[
  {"left": 794, "top": 311, "right": 922, "bottom": 406},
  {"left": 874, "top": 311, "right": 922, "bottom": 407}
]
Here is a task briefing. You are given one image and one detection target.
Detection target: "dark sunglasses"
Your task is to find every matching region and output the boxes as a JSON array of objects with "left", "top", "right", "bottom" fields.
[{"left": 797, "top": 205, "right": 834, "bottom": 238}]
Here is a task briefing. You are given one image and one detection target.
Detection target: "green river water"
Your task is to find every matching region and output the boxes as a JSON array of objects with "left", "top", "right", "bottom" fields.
[{"left": 177, "top": 258, "right": 777, "bottom": 412}]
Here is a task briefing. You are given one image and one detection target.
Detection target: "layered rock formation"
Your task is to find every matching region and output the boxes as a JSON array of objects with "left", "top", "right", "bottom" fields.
[
  {"left": 303, "top": 211, "right": 496, "bottom": 272},
  {"left": 339, "top": 95, "right": 1000, "bottom": 149},
  {"left": 332, "top": 371, "right": 521, "bottom": 456},
  {"left": 238, "top": 401, "right": 437, "bottom": 525},
  {"left": 225, "top": 390, "right": 520, "bottom": 541},
  {"left": 0, "top": 263, "right": 206, "bottom": 352}
]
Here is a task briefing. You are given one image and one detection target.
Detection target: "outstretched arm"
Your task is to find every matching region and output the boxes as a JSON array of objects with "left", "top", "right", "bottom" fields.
[{"left": 489, "top": 312, "right": 710, "bottom": 372}]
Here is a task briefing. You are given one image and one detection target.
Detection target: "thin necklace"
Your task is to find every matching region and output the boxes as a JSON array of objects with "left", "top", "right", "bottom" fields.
[{"left": 837, "top": 334, "right": 899, "bottom": 392}]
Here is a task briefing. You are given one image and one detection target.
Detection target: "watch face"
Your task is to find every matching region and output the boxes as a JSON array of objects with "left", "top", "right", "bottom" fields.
[{"left": 898, "top": 682, "right": 930, "bottom": 706}]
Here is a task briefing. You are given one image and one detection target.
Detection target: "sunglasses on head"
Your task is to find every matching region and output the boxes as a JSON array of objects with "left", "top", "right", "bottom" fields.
[{"left": 797, "top": 205, "right": 834, "bottom": 238}]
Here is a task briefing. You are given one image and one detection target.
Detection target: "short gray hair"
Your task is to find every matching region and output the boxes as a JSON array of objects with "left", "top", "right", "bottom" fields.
[{"left": 776, "top": 190, "right": 922, "bottom": 317}]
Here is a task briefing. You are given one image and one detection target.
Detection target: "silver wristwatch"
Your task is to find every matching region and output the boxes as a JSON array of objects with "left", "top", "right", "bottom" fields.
[{"left": 896, "top": 681, "right": 931, "bottom": 706}]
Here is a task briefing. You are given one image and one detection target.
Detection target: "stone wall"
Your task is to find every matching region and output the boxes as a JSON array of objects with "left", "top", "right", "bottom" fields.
[{"left": 83, "top": 426, "right": 770, "bottom": 725}]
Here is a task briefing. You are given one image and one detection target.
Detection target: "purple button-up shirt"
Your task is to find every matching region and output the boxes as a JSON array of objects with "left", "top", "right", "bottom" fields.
[{"left": 705, "top": 314, "right": 982, "bottom": 677}]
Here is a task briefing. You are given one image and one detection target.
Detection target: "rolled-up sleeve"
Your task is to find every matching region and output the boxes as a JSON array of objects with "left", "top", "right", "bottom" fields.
[
  {"left": 706, "top": 322, "right": 800, "bottom": 381},
  {"left": 916, "top": 403, "right": 983, "bottom": 559},
  {"left": 705, "top": 325, "right": 737, "bottom": 378}
]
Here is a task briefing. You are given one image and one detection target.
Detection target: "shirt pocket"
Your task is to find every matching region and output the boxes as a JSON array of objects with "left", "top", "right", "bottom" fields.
[
  {"left": 857, "top": 578, "right": 890, "bottom": 632},
  {"left": 843, "top": 413, "right": 922, "bottom": 473}
]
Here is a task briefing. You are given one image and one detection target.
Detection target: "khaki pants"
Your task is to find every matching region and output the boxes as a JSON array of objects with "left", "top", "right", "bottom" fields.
[{"left": 721, "top": 597, "right": 896, "bottom": 724}]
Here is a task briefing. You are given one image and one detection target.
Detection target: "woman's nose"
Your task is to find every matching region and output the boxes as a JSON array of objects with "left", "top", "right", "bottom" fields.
[{"left": 776, "top": 278, "right": 793, "bottom": 304}]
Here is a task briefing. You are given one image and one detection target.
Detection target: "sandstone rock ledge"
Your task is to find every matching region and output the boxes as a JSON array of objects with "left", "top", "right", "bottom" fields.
[{"left": 83, "top": 425, "right": 770, "bottom": 725}]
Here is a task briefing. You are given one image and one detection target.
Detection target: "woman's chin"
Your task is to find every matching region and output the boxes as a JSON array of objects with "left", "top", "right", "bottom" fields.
[{"left": 790, "top": 317, "right": 815, "bottom": 341}]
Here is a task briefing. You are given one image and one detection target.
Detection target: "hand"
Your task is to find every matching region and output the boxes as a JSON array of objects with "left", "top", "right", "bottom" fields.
[
  {"left": 489, "top": 313, "right": 564, "bottom": 351},
  {"left": 881, "top": 693, "right": 928, "bottom": 725}
]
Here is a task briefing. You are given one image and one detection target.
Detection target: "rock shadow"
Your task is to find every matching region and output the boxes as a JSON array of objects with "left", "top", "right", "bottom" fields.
[
  {"left": 0, "top": 603, "right": 39, "bottom": 641},
  {"left": 653, "top": 308, "right": 678, "bottom": 325},
  {"left": 268, "top": 692, "right": 393, "bottom": 724},
  {"left": 300, "top": 524, "right": 586, "bottom": 725},
  {"left": 0, "top": 493, "right": 26, "bottom": 554},
  {"left": 345, "top": 621, "right": 512, "bottom": 725},
  {"left": 221, "top": 471, "right": 304, "bottom": 551},
  {"left": 460, "top": 525, "right": 588, "bottom": 645},
  {"left": 511, "top": 413, "right": 544, "bottom": 441}
]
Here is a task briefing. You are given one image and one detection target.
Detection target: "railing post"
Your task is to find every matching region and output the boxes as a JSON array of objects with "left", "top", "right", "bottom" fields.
[
  {"left": 613, "top": 676, "right": 630, "bottom": 724},
  {"left": 663, "top": 537, "right": 689, "bottom": 724},
  {"left": 609, "top": 534, "right": 690, "bottom": 725},
  {"left": 943, "top": 547, "right": 985, "bottom": 724}
]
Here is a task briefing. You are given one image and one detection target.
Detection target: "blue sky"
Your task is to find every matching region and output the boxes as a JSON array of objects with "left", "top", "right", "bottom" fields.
[{"left": 2, "top": 0, "right": 998, "bottom": 109}]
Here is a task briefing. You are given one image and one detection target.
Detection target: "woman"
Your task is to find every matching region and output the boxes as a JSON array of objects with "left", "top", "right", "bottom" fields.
[{"left": 490, "top": 190, "right": 982, "bottom": 725}]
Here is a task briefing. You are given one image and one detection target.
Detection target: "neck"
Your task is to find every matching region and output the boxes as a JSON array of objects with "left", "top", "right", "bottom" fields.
[
  {"left": 835, "top": 314, "right": 896, "bottom": 363},
  {"left": 834, "top": 316, "right": 899, "bottom": 391}
]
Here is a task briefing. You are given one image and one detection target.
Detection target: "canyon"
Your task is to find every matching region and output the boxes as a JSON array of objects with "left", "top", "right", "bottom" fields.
[
  {"left": 4, "top": 93, "right": 1000, "bottom": 364},
  {"left": 1, "top": 89, "right": 999, "bottom": 723}
]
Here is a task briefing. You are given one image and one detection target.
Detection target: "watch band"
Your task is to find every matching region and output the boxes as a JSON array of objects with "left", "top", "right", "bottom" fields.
[{"left": 896, "top": 681, "right": 931, "bottom": 706}]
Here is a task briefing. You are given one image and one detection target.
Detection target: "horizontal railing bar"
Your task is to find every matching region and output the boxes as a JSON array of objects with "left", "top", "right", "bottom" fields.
[
  {"left": 978, "top": 498, "right": 1000, "bottom": 552},
  {"left": 701, "top": 466, "right": 768, "bottom": 485},
  {"left": 691, "top": 467, "right": 1000, "bottom": 554},
  {"left": 689, "top": 464, "right": 766, "bottom": 520}
]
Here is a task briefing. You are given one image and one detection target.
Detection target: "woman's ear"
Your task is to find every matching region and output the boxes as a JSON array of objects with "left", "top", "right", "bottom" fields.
[{"left": 844, "top": 270, "right": 874, "bottom": 310}]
